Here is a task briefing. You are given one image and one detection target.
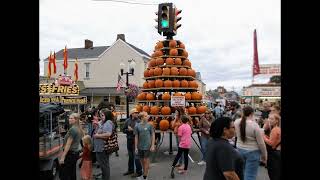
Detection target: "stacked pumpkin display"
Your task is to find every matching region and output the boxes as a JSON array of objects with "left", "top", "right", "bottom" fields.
[{"left": 136, "top": 39, "right": 207, "bottom": 131}]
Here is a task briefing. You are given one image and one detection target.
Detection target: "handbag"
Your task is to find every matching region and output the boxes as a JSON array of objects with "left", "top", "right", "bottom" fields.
[{"left": 104, "top": 129, "right": 119, "bottom": 154}]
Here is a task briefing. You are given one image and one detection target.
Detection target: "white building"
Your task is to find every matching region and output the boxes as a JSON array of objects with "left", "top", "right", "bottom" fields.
[{"left": 43, "top": 34, "right": 150, "bottom": 110}]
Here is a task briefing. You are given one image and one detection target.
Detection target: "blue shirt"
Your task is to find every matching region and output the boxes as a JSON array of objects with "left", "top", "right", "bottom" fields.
[
  {"left": 134, "top": 122, "right": 154, "bottom": 150},
  {"left": 93, "top": 120, "right": 113, "bottom": 152}
]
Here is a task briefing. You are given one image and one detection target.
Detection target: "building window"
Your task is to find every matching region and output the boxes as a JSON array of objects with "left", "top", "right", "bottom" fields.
[
  {"left": 115, "top": 96, "right": 120, "bottom": 105},
  {"left": 103, "top": 96, "right": 108, "bottom": 102},
  {"left": 85, "top": 63, "right": 90, "bottom": 78}
]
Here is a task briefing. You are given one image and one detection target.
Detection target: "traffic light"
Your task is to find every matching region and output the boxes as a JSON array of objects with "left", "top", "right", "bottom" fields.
[
  {"left": 155, "top": 3, "right": 182, "bottom": 38},
  {"left": 156, "top": 3, "right": 173, "bottom": 35},
  {"left": 172, "top": 8, "right": 182, "bottom": 35}
]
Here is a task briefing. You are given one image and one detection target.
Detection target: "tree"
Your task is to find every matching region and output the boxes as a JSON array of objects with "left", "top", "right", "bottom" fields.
[{"left": 270, "top": 75, "right": 281, "bottom": 84}]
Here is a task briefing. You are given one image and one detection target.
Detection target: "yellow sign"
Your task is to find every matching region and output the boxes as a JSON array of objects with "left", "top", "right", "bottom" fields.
[
  {"left": 39, "top": 84, "right": 80, "bottom": 95},
  {"left": 40, "top": 96, "right": 87, "bottom": 104}
]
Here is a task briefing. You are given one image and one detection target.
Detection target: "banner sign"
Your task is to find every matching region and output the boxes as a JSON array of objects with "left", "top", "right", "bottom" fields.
[
  {"left": 40, "top": 95, "right": 87, "bottom": 104},
  {"left": 39, "top": 84, "right": 80, "bottom": 95},
  {"left": 259, "top": 64, "right": 281, "bottom": 76},
  {"left": 243, "top": 86, "right": 280, "bottom": 97},
  {"left": 171, "top": 96, "right": 185, "bottom": 107}
]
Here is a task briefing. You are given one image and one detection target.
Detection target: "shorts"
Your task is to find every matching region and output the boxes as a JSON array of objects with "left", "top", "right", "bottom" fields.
[{"left": 138, "top": 149, "right": 151, "bottom": 158}]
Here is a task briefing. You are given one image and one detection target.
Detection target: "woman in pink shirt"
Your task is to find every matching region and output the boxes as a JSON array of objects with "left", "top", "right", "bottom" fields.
[
  {"left": 263, "top": 113, "right": 281, "bottom": 180},
  {"left": 170, "top": 115, "right": 192, "bottom": 178}
]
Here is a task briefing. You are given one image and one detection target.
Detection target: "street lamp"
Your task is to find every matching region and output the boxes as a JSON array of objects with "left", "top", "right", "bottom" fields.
[{"left": 120, "top": 59, "right": 136, "bottom": 119}]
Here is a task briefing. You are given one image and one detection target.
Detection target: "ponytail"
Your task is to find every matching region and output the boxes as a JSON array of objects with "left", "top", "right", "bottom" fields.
[
  {"left": 240, "top": 116, "right": 247, "bottom": 142},
  {"left": 239, "top": 106, "right": 254, "bottom": 142}
]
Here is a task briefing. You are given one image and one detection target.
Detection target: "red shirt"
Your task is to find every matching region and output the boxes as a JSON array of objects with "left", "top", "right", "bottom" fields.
[{"left": 81, "top": 146, "right": 92, "bottom": 161}]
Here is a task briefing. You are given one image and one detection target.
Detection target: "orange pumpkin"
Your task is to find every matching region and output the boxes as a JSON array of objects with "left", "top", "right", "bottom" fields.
[
  {"left": 173, "top": 80, "right": 180, "bottom": 87},
  {"left": 165, "top": 57, "right": 174, "bottom": 65},
  {"left": 159, "top": 119, "right": 170, "bottom": 131},
  {"left": 148, "top": 80, "right": 155, "bottom": 88},
  {"left": 150, "top": 106, "right": 159, "bottom": 115},
  {"left": 149, "top": 59, "right": 157, "bottom": 67},
  {"left": 170, "top": 67, "right": 179, "bottom": 76},
  {"left": 154, "top": 50, "right": 163, "bottom": 57},
  {"left": 191, "top": 92, "right": 198, "bottom": 100},
  {"left": 183, "top": 59, "right": 191, "bottom": 67},
  {"left": 136, "top": 104, "right": 143, "bottom": 112},
  {"left": 162, "top": 92, "right": 171, "bottom": 100},
  {"left": 137, "top": 92, "right": 146, "bottom": 100},
  {"left": 174, "top": 58, "right": 182, "bottom": 65},
  {"left": 148, "top": 69, "right": 154, "bottom": 77},
  {"left": 187, "top": 69, "right": 196, "bottom": 77},
  {"left": 180, "top": 80, "right": 189, "bottom": 87},
  {"left": 164, "top": 80, "right": 172, "bottom": 87},
  {"left": 155, "top": 41, "right": 164, "bottom": 50},
  {"left": 173, "top": 92, "right": 183, "bottom": 96},
  {"left": 155, "top": 79, "right": 163, "bottom": 88},
  {"left": 161, "top": 106, "right": 171, "bottom": 115},
  {"left": 188, "top": 106, "right": 197, "bottom": 115},
  {"left": 143, "top": 81, "right": 149, "bottom": 89},
  {"left": 179, "top": 68, "right": 188, "bottom": 76},
  {"left": 179, "top": 43, "right": 185, "bottom": 49},
  {"left": 185, "top": 92, "right": 192, "bottom": 100},
  {"left": 162, "top": 68, "right": 171, "bottom": 75},
  {"left": 156, "top": 58, "right": 164, "bottom": 66},
  {"left": 169, "top": 40, "right": 177, "bottom": 48},
  {"left": 197, "top": 106, "right": 207, "bottom": 114},
  {"left": 198, "top": 92, "right": 203, "bottom": 100},
  {"left": 189, "top": 80, "right": 198, "bottom": 88},
  {"left": 146, "top": 93, "right": 155, "bottom": 100},
  {"left": 169, "top": 49, "right": 178, "bottom": 56},
  {"left": 182, "top": 49, "right": 188, "bottom": 58},
  {"left": 143, "top": 105, "right": 150, "bottom": 113},
  {"left": 144, "top": 69, "right": 149, "bottom": 77},
  {"left": 153, "top": 67, "right": 163, "bottom": 76}
]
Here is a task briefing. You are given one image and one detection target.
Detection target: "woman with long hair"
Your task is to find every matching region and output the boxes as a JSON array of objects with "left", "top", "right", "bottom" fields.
[
  {"left": 171, "top": 107, "right": 185, "bottom": 169},
  {"left": 197, "top": 110, "right": 214, "bottom": 166},
  {"left": 59, "top": 113, "right": 85, "bottom": 180},
  {"left": 93, "top": 108, "right": 114, "bottom": 180},
  {"left": 263, "top": 113, "right": 281, "bottom": 180},
  {"left": 234, "top": 106, "right": 267, "bottom": 180}
]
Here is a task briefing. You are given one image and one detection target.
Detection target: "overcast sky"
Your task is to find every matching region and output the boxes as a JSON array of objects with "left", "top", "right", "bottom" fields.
[{"left": 40, "top": 0, "right": 280, "bottom": 92}]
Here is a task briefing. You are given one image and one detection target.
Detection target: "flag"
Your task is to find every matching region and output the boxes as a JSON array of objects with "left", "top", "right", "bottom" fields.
[
  {"left": 116, "top": 74, "right": 125, "bottom": 92},
  {"left": 53, "top": 51, "right": 57, "bottom": 74},
  {"left": 253, "top": 29, "right": 260, "bottom": 76},
  {"left": 63, "top": 46, "right": 68, "bottom": 70},
  {"left": 74, "top": 58, "right": 78, "bottom": 81},
  {"left": 47, "top": 53, "right": 52, "bottom": 78}
]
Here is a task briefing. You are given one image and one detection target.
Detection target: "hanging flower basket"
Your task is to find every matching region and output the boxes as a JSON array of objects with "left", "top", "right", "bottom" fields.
[{"left": 125, "top": 83, "right": 140, "bottom": 99}]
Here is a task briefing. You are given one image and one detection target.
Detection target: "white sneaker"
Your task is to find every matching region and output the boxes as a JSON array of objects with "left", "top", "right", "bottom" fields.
[{"left": 198, "top": 161, "right": 206, "bottom": 165}]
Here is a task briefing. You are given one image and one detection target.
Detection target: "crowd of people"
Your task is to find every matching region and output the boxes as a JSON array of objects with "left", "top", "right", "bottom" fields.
[{"left": 58, "top": 100, "right": 281, "bottom": 180}]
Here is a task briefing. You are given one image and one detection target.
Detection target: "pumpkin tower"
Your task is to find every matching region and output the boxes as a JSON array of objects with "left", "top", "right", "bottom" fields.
[{"left": 135, "top": 3, "right": 206, "bottom": 131}]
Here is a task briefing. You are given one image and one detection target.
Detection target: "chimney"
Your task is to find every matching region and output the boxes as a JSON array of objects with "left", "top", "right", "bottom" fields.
[
  {"left": 116, "top": 34, "right": 126, "bottom": 42},
  {"left": 84, "top": 39, "right": 93, "bottom": 49}
]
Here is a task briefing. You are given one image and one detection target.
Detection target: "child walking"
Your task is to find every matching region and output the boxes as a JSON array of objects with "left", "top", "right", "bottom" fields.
[
  {"left": 80, "top": 135, "right": 93, "bottom": 180},
  {"left": 170, "top": 115, "right": 192, "bottom": 178}
]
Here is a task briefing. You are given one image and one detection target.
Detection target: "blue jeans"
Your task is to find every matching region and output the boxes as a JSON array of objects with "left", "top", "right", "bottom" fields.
[
  {"left": 200, "top": 136, "right": 208, "bottom": 161},
  {"left": 96, "top": 152, "right": 110, "bottom": 180},
  {"left": 175, "top": 135, "right": 183, "bottom": 164},
  {"left": 238, "top": 149, "right": 261, "bottom": 180},
  {"left": 127, "top": 138, "right": 142, "bottom": 173}
]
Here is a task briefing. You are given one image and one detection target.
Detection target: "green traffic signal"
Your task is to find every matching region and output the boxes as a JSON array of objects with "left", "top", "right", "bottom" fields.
[{"left": 161, "top": 19, "right": 169, "bottom": 28}]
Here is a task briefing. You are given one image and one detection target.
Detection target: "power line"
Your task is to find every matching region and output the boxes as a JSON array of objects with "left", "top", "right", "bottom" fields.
[{"left": 92, "top": 0, "right": 158, "bottom": 5}]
